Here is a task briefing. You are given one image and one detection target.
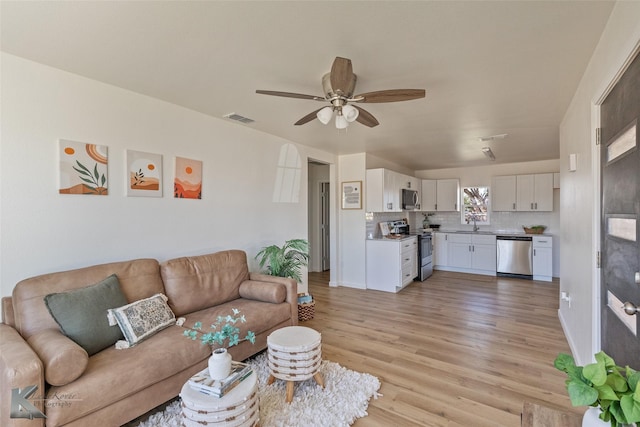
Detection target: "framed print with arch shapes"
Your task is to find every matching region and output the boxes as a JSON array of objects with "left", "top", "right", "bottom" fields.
[
  {"left": 126, "top": 150, "right": 162, "bottom": 197},
  {"left": 341, "top": 181, "right": 362, "bottom": 209},
  {"left": 59, "top": 139, "right": 108, "bottom": 195}
]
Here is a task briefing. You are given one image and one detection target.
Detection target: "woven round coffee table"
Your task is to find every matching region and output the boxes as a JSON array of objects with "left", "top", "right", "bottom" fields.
[
  {"left": 267, "top": 326, "right": 324, "bottom": 403},
  {"left": 180, "top": 370, "right": 259, "bottom": 427}
]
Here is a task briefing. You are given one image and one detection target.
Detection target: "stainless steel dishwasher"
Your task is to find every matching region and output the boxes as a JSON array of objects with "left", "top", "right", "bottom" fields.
[{"left": 496, "top": 235, "right": 533, "bottom": 278}]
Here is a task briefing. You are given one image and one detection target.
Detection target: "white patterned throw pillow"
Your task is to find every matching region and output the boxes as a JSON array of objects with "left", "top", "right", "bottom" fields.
[{"left": 108, "top": 293, "right": 176, "bottom": 348}]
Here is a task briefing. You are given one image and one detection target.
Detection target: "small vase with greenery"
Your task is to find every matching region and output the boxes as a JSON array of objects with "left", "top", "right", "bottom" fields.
[
  {"left": 255, "top": 238, "right": 309, "bottom": 282},
  {"left": 554, "top": 351, "right": 640, "bottom": 427},
  {"left": 183, "top": 308, "right": 256, "bottom": 380}
]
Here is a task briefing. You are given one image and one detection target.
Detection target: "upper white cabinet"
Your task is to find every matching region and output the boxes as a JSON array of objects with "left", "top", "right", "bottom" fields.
[
  {"left": 367, "top": 168, "right": 422, "bottom": 212},
  {"left": 492, "top": 173, "right": 554, "bottom": 212},
  {"left": 366, "top": 168, "right": 401, "bottom": 212},
  {"left": 421, "top": 178, "right": 460, "bottom": 212},
  {"left": 491, "top": 175, "right": 517, "bottom": 211},
  {"left": 516, "top": 173, "right": 553, "bottom": 211}
]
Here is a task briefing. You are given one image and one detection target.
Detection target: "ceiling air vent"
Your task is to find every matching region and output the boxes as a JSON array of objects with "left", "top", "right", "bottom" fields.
[{"left": 223, "top": 113, "right": 255, "bottom": 124}]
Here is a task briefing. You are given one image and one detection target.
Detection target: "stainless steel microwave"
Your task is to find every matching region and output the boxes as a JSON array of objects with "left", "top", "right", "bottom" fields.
[{"left": 402, "top": 189, "right": 419, "bottom": 210}]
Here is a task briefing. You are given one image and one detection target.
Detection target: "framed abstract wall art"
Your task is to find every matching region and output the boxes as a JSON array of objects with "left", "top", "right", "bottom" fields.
[
  {"left": 174, "top": 156, "right": 202, "bottom": 199},
  {"left": 59, "top": 139, "right": 108, "bottom": 195},
  {"left": 341, "top": 181, "right": 362, "bottom": 209},
  {"left": 126, "top": 150, "right": 163, "bottom": 197}
]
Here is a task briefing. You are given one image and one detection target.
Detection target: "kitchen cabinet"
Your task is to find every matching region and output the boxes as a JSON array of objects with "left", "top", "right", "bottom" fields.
[
  {"left": 447, "top": 234, "right": 496, "bottom": 273},
  {"left": 491, "top": 175, "right": 517, "bottom": 211},
  {"left": 420, "top": 179, "right": 460, "bottom": 211},
  {"left": 366, "top": 237, "right": 418, "bottom": 292},
  {"left": 516, "top": 173, "right": 553, "bottom": 211},
  {"left": 433, "top": 232, "right": 448, "bottom": 267},
  {"left": 492, "top": 173, "right": 554, "bottom": 212},
  {"left": 533, "top": 235, "right": 553, "bottom": 282},
  {"left": 366, "top": 168, "right": 401, "bottom": 212},
  {"left": 367, "top": 168, "right": 421, "bottom": 212}
]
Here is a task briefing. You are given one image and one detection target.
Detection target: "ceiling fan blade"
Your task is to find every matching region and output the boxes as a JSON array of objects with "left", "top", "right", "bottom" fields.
[
  {"left": 330, "top": 57, "right": 354, "bottom": 95},
  {"left": 354, "top": 89, "right": 425, "bottom": 103},
  {"left": 256, "top": 90, "right": 324, "bottom": 101},
  {"left": 294, "top": 108, "right": 323, "bottom": 126},
  {"left": 353, "top": 106, "right": 379, "bottom": 127}
]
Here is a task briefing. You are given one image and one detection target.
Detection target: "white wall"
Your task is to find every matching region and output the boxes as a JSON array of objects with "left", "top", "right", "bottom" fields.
[
  {"left": 0, "top": 53, "right": 338, "bottom": 302},
  {"left": 558, "top": 2, "right": 640, "bottom": 365},
  {"left": 415, "top": 159, "right": 561, "bottom": 277},
  {"left": 335, "top": 153, "right": 367, "bottom": 289}
]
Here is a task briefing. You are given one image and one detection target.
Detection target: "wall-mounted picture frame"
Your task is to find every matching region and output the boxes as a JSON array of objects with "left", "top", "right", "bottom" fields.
[
  {"left": 341, "top": 181, "right": 362, "bottom": 209},
  {"left": 126, "top": 149, "right": 163, "bottom": 197},
  {"left": 174, "top": 156, "right": 202, "bottom": 199},
  {"left": 58, "top": 139, "right": 108, "bottom": 196}
]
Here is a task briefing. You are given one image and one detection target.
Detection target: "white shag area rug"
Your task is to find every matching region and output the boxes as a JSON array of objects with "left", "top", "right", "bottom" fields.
[{"left": 137, "top": 352, "right": 381, "bottom": 427}]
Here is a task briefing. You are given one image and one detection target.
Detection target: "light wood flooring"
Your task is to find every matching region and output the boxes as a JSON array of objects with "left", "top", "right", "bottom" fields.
[{"left": 303, "top": 270, "right": 580, "bottom": 427}]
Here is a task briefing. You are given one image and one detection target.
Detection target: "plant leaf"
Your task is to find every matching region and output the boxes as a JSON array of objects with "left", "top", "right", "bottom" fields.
[
  {"left": 596, "top": 383, "right": 621, "bottom": 401},
  {"left": 584, "top": 358, "right": 607, "bottom": 386},
  {"left": 620, "top": 394, "right": 640, "bottom": 423},
  {"left": 567, "top": 380, "right": 599, "bottom": 406}
]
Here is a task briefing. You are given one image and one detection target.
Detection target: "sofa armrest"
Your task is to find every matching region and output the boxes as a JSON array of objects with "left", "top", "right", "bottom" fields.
[
  {"left": 27, "top": 329, "right": 88, "bottom": 386},
  {"left": 249, "top": 273, "right": 298, "bottom": 325},
  {"left": 0, "top": 324, "right": 45, "bottom": 426}
]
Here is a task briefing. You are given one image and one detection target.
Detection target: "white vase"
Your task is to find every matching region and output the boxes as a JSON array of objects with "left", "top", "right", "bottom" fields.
[
  {"left": 583, "top": 407, "right": 637, "bottom": 427},
  {"left": 208, "top": 348, "right": 232, "bottom": 380}
]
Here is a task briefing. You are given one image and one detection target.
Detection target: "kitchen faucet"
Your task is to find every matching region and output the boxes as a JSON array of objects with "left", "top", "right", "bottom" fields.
[{"left": 472, "top": 214, "right": 479, "bottom": 232}]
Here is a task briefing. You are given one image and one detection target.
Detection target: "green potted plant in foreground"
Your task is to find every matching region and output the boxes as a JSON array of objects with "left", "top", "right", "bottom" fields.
[
  {"left": 255, "top": 238, "right": 309, "bottom": 282},
  {"left": 554, "top": 351, "right": 640, "bottom": 426},
  {"left": 184, "top": 308, "right": 255, "bottom": 380}
]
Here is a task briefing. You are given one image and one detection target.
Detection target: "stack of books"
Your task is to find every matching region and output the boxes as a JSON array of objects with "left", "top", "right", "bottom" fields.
[{"left": 188, "top": 361, "right": 252, "bottom": 398}]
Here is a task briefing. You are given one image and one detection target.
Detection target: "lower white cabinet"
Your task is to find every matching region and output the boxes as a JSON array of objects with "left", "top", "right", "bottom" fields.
[
  {"left": 366, "top": 237, "right": 417, "bottom": 292},
  {"left": 434, "top": 232, "right": 496, "bottom": 276},
  {"left": 533, "top": 236, "right": 553, "bottom": 281}
]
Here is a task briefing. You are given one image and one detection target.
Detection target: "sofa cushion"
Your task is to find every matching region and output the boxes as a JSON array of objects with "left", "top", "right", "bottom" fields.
[
  {"left": 12, "top": 258, "right": 163, "bottom": 339},
  {"left": 44, "top": 274, "right": 128, "bottom": 355},
  {"left": 43, "top": 325, "right": 210, "bottom": 427},
  {"left": 160, "top": 250, "right": 250, "bottom": 316},
  {"left": 239, "top": 280, "right": 286, "bottom": 303},
  {"left": 27, "top": 329, "right": 88, "bottom": 386},
  {"left": 181, "top": 298, "right": 293, "bottom": 340},
  {"left": 108, "top": 294, "right": 175, "bottom": 347}
]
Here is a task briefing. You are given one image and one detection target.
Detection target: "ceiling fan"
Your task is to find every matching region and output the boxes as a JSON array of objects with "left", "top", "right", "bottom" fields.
[{"left": 256, "top": 57, "right": 425, "bottom": 129}]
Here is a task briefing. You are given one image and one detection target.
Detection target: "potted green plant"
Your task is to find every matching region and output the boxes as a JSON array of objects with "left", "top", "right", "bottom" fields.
[
  {"left": 554, "top": 351, "right": 640, "bottom": 427},
  {"left": 183, "top": 308, "right": 255, "bottom": 380},
  {"left": 255, "top": 238, "right": 309, "bottom": 282}
]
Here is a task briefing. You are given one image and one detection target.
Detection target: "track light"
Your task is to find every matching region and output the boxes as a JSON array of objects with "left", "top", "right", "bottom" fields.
[{"left": 482, "top": 147, "right": 496, "bottom": 161}]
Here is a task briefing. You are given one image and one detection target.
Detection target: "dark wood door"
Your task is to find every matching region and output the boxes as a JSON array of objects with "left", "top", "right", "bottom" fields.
[{"left": 600, "top": 50, "right": 640, "bottom": 369}]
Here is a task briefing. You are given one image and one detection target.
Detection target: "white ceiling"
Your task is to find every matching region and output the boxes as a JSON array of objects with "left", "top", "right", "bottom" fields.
[{"left": 1, "top": 1, "right": 615, "bottom": 171}]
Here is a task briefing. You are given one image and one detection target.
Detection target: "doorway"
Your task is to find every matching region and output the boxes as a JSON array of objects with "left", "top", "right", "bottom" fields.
[
  {"left": 308, "top": 160, "right": 330, "bottom": 273},
  {"left": 600, "top": 50, "right": 640, "bottom": 368}
]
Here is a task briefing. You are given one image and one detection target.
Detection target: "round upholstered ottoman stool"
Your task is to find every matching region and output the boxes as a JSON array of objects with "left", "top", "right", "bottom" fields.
[{"left": 266, "top": 326, "right": 324, "bottom": 403}]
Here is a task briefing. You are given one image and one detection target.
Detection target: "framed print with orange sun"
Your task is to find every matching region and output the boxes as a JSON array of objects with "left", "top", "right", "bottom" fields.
[
  {"left": 126, "top": 150, "right": 163, "bottom": 197},
  {"left": 174, "top": 156, "right": 202, "bottom": 199},
  {"left": 59, "top": 139, "right": 108, "bottom": 195}
]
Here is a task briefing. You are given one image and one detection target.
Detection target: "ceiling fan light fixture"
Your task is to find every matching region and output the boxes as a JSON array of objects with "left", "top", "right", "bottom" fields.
[
  {"left": 317, "top": 106, "right": 333, "bottom": 125},
  {"left": 342, "top": 104, "right": 359, "bottom": 123},
  {"left": 335, "top": 114, "right": 349, "bottom": 129},
  {"left": 481, "top": 147, "right": 496, "bottom": 161}
]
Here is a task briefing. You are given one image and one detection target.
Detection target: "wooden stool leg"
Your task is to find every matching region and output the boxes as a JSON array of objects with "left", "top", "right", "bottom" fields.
[
  {"left": 313, "top": 372, "right": 325, "bottom": 389},
  {"left": 267, "top": 374, "right": 276, "bottom": 385},
  {"left": 286, "top": 381, "right": 295, "bottom": 403}
]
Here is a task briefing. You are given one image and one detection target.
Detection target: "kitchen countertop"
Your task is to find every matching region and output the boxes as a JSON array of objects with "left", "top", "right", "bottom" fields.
[
  {"left": 367, "top": 234, "right": 417, "bottom": 241},
  {"left": 435, "top": 230, "right": 552, "bottom": 237}
]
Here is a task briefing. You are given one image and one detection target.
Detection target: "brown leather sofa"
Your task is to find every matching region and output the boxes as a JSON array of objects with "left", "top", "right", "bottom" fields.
[{"left": 0, "top": 250, "right": 298, "bottom": 427}]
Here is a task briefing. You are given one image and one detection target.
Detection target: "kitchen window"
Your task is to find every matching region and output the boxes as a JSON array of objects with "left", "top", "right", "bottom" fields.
[{"left": 461, "top": 186, "right": 490, "bottom": 225}]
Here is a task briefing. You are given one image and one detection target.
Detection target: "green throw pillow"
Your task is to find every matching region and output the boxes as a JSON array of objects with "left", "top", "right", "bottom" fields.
[{"left": 44, "top": 274, "right": 128, "bottom": 356}]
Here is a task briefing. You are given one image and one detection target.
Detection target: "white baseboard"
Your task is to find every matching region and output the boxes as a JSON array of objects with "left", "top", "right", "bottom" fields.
[{"left": 558, "top": 308, "right": 584, "bottom": 365}]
